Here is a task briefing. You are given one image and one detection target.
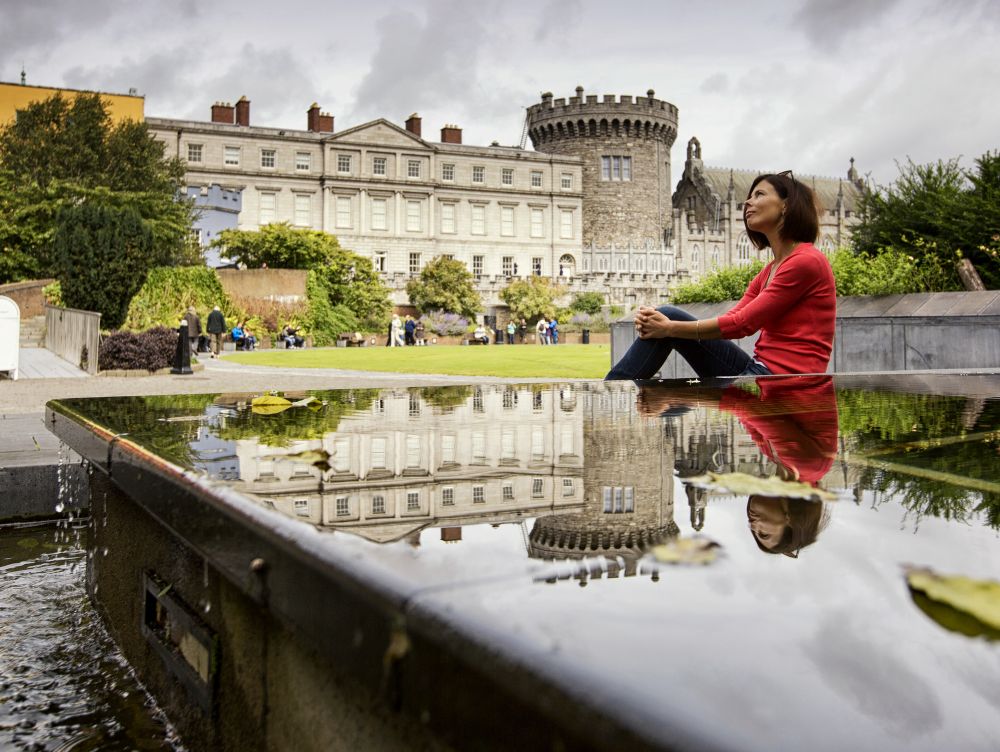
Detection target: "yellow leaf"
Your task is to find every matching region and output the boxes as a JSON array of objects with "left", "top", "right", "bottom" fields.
[
  {"left": 686, "top": 472, "right": 837, "bottom": 502},
  {"left": 905, "top": 567, "right": 1000, "bottom": 638},
  {"left": 251, "top": 395, "right": 293, "bottom": 415},
  {"left": 650, "top": 537, "right": 721, "bottom": 566}
]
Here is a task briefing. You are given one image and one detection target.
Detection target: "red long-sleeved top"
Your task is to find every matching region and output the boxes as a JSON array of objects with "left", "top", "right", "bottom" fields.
[{"left": 717, "top": 243, "right": 836, "bottom": 374}]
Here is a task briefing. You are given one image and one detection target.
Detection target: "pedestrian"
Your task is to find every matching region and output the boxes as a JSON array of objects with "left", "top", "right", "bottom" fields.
[
  {"left": 506, "top": 320, "right": 516, "bottom": 345},
  {"left": 549, "top": 317, "right": 559, "bottom": 345},
  {"left": 535, "top": 317, "right": 548, "bottom": 345},
  {"left": 206, "top": 305, "right": 226, "bottom": 357},
  {"left": 390, "top": 314, "right": 403, "bottom": 347},
  {"left": 185, "top": 306, "right": 201, "bottom": 354},
  {"left": 414, "top": 319, "right": 426, "bottom": 346},
  {"left": 518, "top": 318, "right": 527, "bottom": 343},
  {"left": 404, "top": 315, "right": 416, "bottom": 346}
]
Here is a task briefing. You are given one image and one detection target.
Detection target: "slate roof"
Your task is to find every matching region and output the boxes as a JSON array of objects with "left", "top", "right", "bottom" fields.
[{"left": 700, "top": 167, "right": 863, "bottom": 213}]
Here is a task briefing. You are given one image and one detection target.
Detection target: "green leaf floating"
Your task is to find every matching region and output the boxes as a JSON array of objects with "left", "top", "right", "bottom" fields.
[
  {"left": 650, "top": 537, "right": 721, "bottom": 566},
  {"left": 905, "top": 566, "right": 1000, "bottom": 640},
  {"left": 686, "top": 472, "right": 837, "bottom": 501}
]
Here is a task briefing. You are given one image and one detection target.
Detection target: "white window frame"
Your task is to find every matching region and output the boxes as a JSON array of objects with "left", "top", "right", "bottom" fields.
[
  {"left": 337, "top": 154, "right": 352, "bottom": 174},
  {"left": 441, "top": 487, "right": 455, "bottom": 506},
  {"left": 472, "top": 255, "right": 484, "bottom": 278},
  {"left": 258, "top": 191, "right": 276, "bottom": 225},
  {"left": 442, "top": 163, "right": 455, "bottom": 181},
  {"left": 409, "top": 252, "right": 421, "bottom": 275},
  {"left": 374, "top": 252, "right": 386, "bottom": 273},
  {"left": 407, "top": 159, "right": 421, "bottom": 179},
  {"left": 335, "top": 196, "right": 352, "bottom": 229},
  {"left": 502, "top": 256, "right": 514, "bottom": 277},
  {"left": 406, "top": 200, "right": 422, "bottom": 232},
  {"left": 187, "top": 143, "right": 203, "bottom": 163},
  {"left": 532, "top": 257, "right": 542, "bottom": 276},
  {"left": 335, "top": 496, "right": 350, "bottom": 517},
  {"left": 372, "top": 495, "right": 386, "bottom": 515},
  {"left": 560, "top": 209, "right": 574, "bottom": 240},
  {"left": 500, "top": 205, "right": 515, "bottom": 237},
  {"left": 472, "top": 485, "right": 485, "bottom": 503},
  {"left": 471, "top": 204, "right": 486, "bottom": 235},
  {"left": 406, "top": 491, "right": 420, "bottom": 511},
  {"left": 472, "top": 165, "right": 485, "bottom": 184},
  {"left": 502, "top": 168, "right": 513, "bottom": 186},
  {"left": 371, "top": 198, "right": 388, "bottom": 231},
  {"left": 224, "top": 145, "right": 240, "bottom": 167},
  {"left": 295, "top": 151, "right": 311, "bottom": 171},
  {"left": 373, "top": 156, "right": 387, "bottom": 176},
  {"left": 560, "top": 173, "right": 573, "bottom": 190},
  {"left": 530, "top": 170, "right": 543, "bottom": 188},
  {"left": 293, "top": 193, "right": 311, "bottom": 228},
  {"left": 440, "top": 202, "right": 456, "bottom": 234},
  {"left": 260, "top": 148, "right": 276, "bottom": 169},
  {"left": 530, "top": 207, "right": 544, "bottom": 238}
]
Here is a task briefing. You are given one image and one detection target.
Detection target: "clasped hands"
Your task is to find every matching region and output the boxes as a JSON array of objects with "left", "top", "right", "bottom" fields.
[{"left": 634, "top": 306, "right": 674, "bottom": 339}]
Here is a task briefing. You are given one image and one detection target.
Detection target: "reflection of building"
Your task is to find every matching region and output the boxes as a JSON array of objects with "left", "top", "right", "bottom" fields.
[
  {"left": 234, "top": 385, "right": 585, "bottom": 542},
  {"left": 528, "top": 383, "right": 679, "bottom": 579}
]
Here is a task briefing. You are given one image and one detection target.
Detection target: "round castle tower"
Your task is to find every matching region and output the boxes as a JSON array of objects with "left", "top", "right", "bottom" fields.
[{"left": 527, "top": 86, "right": 678, "bottom": 248}]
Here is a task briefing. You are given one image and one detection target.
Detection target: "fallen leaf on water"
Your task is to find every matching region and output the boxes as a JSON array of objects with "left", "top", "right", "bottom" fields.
[
  {"left": 905, "top": 566, "right": 1000, "bottom": 639},
  {"left": 251, "top": 395, "right": 293, "bottom": 415},
  {"left": 650, "top": 537, "right": 721, "bottom": 565},
  {"left": 686, "top": 472, "right": 837, "bottom": 501}
]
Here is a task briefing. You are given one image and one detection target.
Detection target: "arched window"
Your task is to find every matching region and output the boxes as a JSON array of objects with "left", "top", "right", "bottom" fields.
[
  {"left": 691, "top": 244, "right": 701, "bottom": 271},
  {"left": 736, "top": 234, "right": 752, "bottom": 265},
  {"left": 711, "top": 246, "right": 721, "bottom": 269},
  {"left": 559, "top": 254, "right": 576, "bottom": 277},
  {"left": 820, "top": 235, "right": 836, "bottom": 254}
]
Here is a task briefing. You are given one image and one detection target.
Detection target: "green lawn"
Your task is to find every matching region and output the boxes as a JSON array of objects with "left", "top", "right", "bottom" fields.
[{"left": 225, "top": 344, "right": 610, "bottom": 378}]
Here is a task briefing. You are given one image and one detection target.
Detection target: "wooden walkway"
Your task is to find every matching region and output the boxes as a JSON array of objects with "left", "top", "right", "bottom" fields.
[{"left": 7, "top": 348, "right": 88, "bottom": 380}]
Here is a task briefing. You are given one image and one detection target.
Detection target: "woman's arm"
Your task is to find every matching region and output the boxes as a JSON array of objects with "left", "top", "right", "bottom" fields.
[{"left": 636, "top": 308, "right": 722, "bottom": 341}]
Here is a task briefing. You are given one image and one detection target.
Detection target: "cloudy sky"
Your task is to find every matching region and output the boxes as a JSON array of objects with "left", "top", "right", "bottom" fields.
[{"left": 2, "top": 0, "right": 997, "bottom": 186}]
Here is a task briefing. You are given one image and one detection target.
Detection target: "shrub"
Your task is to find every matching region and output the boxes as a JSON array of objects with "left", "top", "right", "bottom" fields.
[
  {"left": 42, "top": 280, "right": 62, "bottom": 307},
  {"left": 124, "top": 266, "right": 240, "bottom": 332},
  {"left": 419, "top": 310, "right": 469, "bottom": 337},
  {"left": 829, "top": 246, "right": 960, "bottom": 295},
  {"left": 669, "top": 261, "right": 765, "bottom": 304},
  {"left": 569, "top": 291, "right": 605, "bottom": 315},
  {"left": 99, "top": 326, "right": 178, "bottom": 371}
]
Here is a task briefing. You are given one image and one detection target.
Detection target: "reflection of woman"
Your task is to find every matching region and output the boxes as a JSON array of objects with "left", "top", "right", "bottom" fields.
[{"left": 607, "top": 172, "right": 836, "bottom": 380}]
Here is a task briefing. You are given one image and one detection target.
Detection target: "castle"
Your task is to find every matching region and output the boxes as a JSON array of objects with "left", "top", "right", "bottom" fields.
[{"left": 147, "top": 87, "right": 863, "bottom": 311}]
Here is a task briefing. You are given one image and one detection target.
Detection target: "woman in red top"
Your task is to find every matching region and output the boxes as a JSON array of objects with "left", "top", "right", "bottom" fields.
[{"left": 606, "top": 171, "right": 836, "bottom": 379}]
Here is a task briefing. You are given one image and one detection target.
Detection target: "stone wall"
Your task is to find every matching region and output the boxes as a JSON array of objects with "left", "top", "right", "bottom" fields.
[
  {"left": 0, "top": 278, "right": 53, "bottom": 318},
  {"left": 216, "top": 268, "right": 308, "bottom": 303}
]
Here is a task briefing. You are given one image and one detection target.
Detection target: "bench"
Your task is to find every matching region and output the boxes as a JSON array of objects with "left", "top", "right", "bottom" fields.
[
  {"left": 465, "top": 337, "right": 488, "bottom": 346},
  {"left": 337, "top": 333, "right": 367, "bottom": 348}
]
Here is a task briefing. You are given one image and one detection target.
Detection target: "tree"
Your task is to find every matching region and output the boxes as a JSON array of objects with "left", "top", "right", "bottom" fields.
[
  {"left": 569, "top": 291, "right": 605, "bottom": 315},
  {"left": 406, "top": 256, "right": 481, "bottom": 318},
  {"left": 52, "top": 203, "right": 153, "bottom": 329},
  {"left": 0, "top": 92, "right": 197, "bottom": 284},
  {"left": 213, "top": 223, "right": 339, "bottom": 269},
  {"left": 854, "top": 153, "right": 1000, "bottom": 289},
  {"left": 499, "top": 276, "right": 563, "bottom": 321}
]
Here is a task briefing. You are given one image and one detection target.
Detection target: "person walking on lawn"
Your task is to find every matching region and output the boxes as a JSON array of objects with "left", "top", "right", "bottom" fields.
[{"left": 206, "top": 305, "right": 227, "bottom": 358}]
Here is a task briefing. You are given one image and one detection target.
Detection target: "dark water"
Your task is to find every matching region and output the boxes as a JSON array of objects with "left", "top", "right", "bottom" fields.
[{"left": 0, "top": 525, "right": 180, "bottom": 751}]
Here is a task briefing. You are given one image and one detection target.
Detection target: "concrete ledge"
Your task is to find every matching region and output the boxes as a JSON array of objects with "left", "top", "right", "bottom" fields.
[{"left": 98, "top": 363, "right": 206, "bottom": 377}]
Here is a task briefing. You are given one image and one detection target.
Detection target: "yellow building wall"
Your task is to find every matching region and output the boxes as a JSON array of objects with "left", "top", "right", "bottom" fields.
[{"left": 0, "top": 82, "right": 144, "bottom": 125}]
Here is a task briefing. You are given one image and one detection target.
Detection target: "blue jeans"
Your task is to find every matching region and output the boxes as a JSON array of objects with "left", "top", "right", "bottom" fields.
[{"left": 605, "top": 305, "right": 770, "bottom": 380}]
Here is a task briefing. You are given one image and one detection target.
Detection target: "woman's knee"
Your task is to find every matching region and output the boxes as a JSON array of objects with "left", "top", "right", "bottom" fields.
[{"left": 656, "top": 304, "right": 695, "bottom": 321}]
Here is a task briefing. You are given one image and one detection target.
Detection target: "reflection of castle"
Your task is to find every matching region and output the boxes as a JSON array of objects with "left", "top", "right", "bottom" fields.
[
  {"left": 528, "top": 383, "right": 679, "bottom": 579},
  {"left": 233, "top": 385, "right": 585, "bottom": 542}
]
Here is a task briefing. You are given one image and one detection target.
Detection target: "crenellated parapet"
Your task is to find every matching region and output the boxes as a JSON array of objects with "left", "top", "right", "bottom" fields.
[{"left": 527, "top": 87, "right": 678, "bottom": 149}]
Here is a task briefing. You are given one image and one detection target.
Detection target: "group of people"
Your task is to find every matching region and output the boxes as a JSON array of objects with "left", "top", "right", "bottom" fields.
[
  {"left": 535, "top": 316, "right": 559, "bottom": 345},
  {"left": 185, "top": 305, "right": 231, "bottom": 358},
  {"left": 387, "top": 314, "right": 426, "bottom": 347}
]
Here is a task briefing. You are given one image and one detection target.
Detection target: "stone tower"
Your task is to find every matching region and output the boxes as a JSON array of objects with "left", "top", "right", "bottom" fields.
[{"left": 526, "top": 86, "right": 679, "bottom": 248}]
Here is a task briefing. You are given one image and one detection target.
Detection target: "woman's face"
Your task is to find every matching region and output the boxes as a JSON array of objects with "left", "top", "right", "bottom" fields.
[
  {"left": 744, "top": 179, "right": 785, "bottom": 234},
  {"left": 747, "top": 496, "right": 789, "bottom": 551}
]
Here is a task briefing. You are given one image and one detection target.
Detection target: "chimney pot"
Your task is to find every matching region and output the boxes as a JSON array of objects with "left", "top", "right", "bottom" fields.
[
  {"left": 440, "top": 124, "right": 462, "bottom": 144},
  {"left": 235, "top": 95, "right": 250, "bottom": 127},
  {"left": 405, "top": 113, "right": 422, "bottom": 137},
  {"left": 211, "top": 101, "right": 235, "bottom": 124}
]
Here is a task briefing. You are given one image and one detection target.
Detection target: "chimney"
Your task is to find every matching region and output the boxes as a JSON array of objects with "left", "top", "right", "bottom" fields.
[
  {"left": 307, "top": 103, "right": 335, "bottom": 133},
  {"left": 440, "top": 124, "right": 462, "bottom": 144},
  {"left": 211, "top": 101, "right": 235, "bottom": 124},
  {"left": 235, "top": 95, "right": 250, "bottom": 126},
  {"left": 405, "top": 113, "right": 422, "bottom": 137},
  {"left": 440, "top": 527, "right": 462, "bottom": 542}
]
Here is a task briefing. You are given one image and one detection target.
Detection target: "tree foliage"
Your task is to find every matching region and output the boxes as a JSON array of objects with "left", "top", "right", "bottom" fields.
[
  {"left": 670, "top": 261, "right": 765, "bottom": 304},
  {"left": 499, "top": 276, "right": 563, "bottom": 321},
  {"left": 0, "top": 92, "right": 197, "bottom": 284},
  {"left": 854, "top": 153, "right": 1000, "bottom": 289},
  {"left": 569, "top": 291, "right": 606, "bottom": 315},
  {"left": 214, "top": 223, "right": 340, "bottom": 269},
  {"left": 406, "top": 256, "right": 481, "bottom": 318},
  {"left": 52, "top": 203, "right": 154, "bottom": 329}
]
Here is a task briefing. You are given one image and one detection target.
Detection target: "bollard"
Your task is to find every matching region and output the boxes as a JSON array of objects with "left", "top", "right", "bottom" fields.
[{"left": 171, "top": 320, "right": 193, "bottom": 375}]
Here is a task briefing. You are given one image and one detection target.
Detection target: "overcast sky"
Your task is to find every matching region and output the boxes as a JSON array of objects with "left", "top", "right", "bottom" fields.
[{"left": 2, "top": 0, "right": 997, "bottom": 186}]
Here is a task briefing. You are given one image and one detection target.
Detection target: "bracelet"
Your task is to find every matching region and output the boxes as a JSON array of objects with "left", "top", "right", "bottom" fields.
[{"left": 695, "top": 320, "right": 701, "bottom": 341}]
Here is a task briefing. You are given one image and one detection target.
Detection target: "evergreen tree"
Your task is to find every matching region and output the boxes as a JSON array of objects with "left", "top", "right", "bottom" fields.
[{"left": 405, "top": 256, "right": 481, "bottom": 318}]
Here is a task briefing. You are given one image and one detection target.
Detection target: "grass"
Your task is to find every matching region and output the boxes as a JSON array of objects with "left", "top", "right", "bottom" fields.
[{"left": 225, "top": 344, "right": 610, "bottom": 378}]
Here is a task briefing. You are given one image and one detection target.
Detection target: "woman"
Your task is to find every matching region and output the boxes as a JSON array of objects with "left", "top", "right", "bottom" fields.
[{"left": 606, "top": 171, "right": 836, "bottom": 379}]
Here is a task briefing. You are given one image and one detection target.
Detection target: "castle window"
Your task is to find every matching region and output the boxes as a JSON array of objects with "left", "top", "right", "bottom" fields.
[
  {"left": 187, "top": 143, "right": 203, "bottom": 163},
  {"left": 502, "top": 168, "right": 514, "bottom": 186},
  {"left": 691, "top": 245, "right": 700, "bottom": 270},
  {"left": 407, "top": 159, "right": 421, "bottom": 178},
  {"left": 471, "top": 204, "right": 486, "bottom": 235},
  {"left": 409, "top": 252, "right": 420, "bottom": 275},
  {"left": 440, "top": 202, "right": 456, "bottom": 233},
  {"left": 531, "top": 478, "right": 544, "bottom": 498},
  {"left": 258, "top": 191, "right": 276, "bottom": 225},
  {"left": 472, "top": 431, "right": 486, "bottom": 460},
  {"left": 372, "top": 495, "right": 386, "bottom": 515},
  {"left": 336, "top": 496, "right": 350, "bottom": 517},
  {"left": 624, "top": 487, "right": 634, "bottom": 513},
  {"left": 530, "top": 170, "right": 543, "bottom": 188},
  {"left": 501, "top": 427, "right": 515, "bottom": 457},
  {"left": 601, "top": 156, "right": 631, "bottom": 181},
  {"left": 712, "top": 246, "right": 721, "bottom": 268},
  {"left": 502, "top": 483, "right": 514, "bottom": 501},
  {"left": 295, "top": 499, "right": 309, "bottom": 516},
  {"left": 441, "top": 487, "right": 455, "bottom": 506},
  {"left": 406, "top": 434, "right": 421, "bottom": 465},
  {"left": 530, "top": 208, "right": 544, "bottom": 238},
  {"left": 442, "top": 163, "right": 454, "bottom": 181},
  {"left": 370, "top": 438, "right": 387, "bottom": 468},
  {"left": 687, "top": 196, "right": 696, "bottom": 210},
  {"left": 502, "top": 256, "right": 514, "bottom": 276},
  {"left": 502, "top": 388, "right": 518, "bottom": 410},
  {"left": 473, "top": 387, "right": 484, "bottom": 413},
  {"left": 224, "top": 145, "right": 240, "bottom": 166},
  {"left": 473, "top": 485, "right": 485, "bottom": 503},
  {"left": 296, "top": 152, "right": 311, "bottom": 171},
  {"left": 560, "top": 173, "right": 573, "bottom": 190},
  {"left": 337, "top": 154, "right": 352, "bottom": 174},
  {"left": 622, "top": 157, "right": 632, "bottom": 181},
  {"left": 261, "top": 149, "right": 276, "bottom": 169},
  {"left": 407, "top": 491, "right": 420, "bottom": 511},
  {"left": 560, "top": 209, "right": 574, "bottom": 239},
  {"left": 736, "top": 235, "right": 752, "bottom": 265},
  {"left": 335, "top": 196, "right": 352, "bottom": 229},
  {"left": 374, "top": 252, "right": 386, "bottom": 273},
  {"left": 373, "top": 156, "right": 387, "bottom": 176},
  {"left": 371, "top": 198, "right": 388, "bottom": 230},
  {"left": 500, "top": 206, "right": 515, "bottom": 236},
  {"left": 532, "top": 257, "right": 542, "bottom": 276},
  {"left": 602, "top": 487, "right": 612, "bottom": 513},
  {"left": 472, "top": 255, "right": 484, "bottom": 278},
  {"left": 294, "top": 193, "right": 311, "bottom": 227},
  {"left": 601, "top": 156, "right": 610, "bottom": 180},
  {"left": 562, "top": 478, "right": 575, "bottom": 496},
  {"left": 472, "top": 165, "right": 485, "bottom": 184},
  {"left": 441, "top": 434, "right": 456, "bottom": 463}
]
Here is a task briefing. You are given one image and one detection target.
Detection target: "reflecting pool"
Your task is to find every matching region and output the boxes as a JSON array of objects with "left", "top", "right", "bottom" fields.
[{"left": 47, "top": 374, "right": 1000, "bottom": 751}]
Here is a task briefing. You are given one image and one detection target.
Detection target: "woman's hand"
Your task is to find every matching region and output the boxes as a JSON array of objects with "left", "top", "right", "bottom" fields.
[{"left": 634, "top": 307, "right": 674, "bottom": 339}]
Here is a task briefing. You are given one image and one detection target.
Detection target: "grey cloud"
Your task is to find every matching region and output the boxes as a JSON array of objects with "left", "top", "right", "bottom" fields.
[
  {"left": 0, "top": 0, "right": 118, "bottom": 71},
  {"left": 791, "top": 0, "right": 902, "bottom": 51},
  {"left": 700, "top": 73, "right": 728, "bottom": 94},
  {"left": 532, "top": 0, "right": 583, "bottom": 42}
]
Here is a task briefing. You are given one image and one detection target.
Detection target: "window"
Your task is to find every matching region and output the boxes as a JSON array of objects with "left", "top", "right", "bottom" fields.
[
  {"left": 600, "top": 155, "right": 632, "bottom": 181},
  {"left": 530, "top": 208, "right": 544, "bottom": 238},
  {"left": 441, "top": 435, "right": 456, "bottom": 463},
  {"left": 373, "top": 156, "right": 387, "bottom": 176},
  {"left": 737, "top": 234, "right": 752, "bottom": 264},
  {"left": 471, "top": 204, "right": 486, "bottom": 235},
  {"left": 502, "top": 388, "right": 517, "bottom": 410},
  {"left": 473, "top": 388, "right": 484, "bottom": 413},
  {"left": 337, "top": 154, "right": 351, "bottom": 174},
  {"left": 336, "top": 496, "right": 349, "bottom": 517},
  {"left": 502, "top": 168, "right": 513, "bottom": 186},
  {"left": 712, "top": 246, "right": 721, "bottom": 268},
  {"left": 471, "top": 431, "right": 486, "bottom": 460},
  {"left": 409, "top": 252, "right": 420, "bottom": 275},
  {"left": 374, "top": 253, "right": 386, "bottom": 273},
  {"left": 502, "top": 256, "right": 514, "bottom": 276},
  {"left": 560, "top": 173, "right": 572, "bottom": 190},
  {"left": 603, "top": 487, "right": 612, "bottom": 513},
  {"left": 294, "top": 194, "right": 310, "bottom": 227},
  {"left": 500, "top": 206, "right": 514, "bottom": 236},
  {"left": 531, "top": 478, "right": 544, "bottom": 498},
  {"left": 406, "top": 200, "right": 421, "bottom": 232},
  {"left": 624, "top": 486, "right": 634, "bottom": 513},
  {"left": 472, "top": 485, "right": 485, "bottom": 503},
  {"left": 691, "top": 244, "right": 700, "bottom": 270},
  {"left": 333, "top": 438, "right": 350, "bottom": 473},
  {"left": 472, "top": 255, "right": 483, "bottom": 278},
  {"left": 261, "top": 149, "right": 276, "bottom": 169},
  {"left": 614, "top": 486, "right": 623, "bottom": 513},
  {"left": 371, "top": 198, "right": 387, "bottom": 230},
  {"left": 295, "top": 152, "right": 311, "bottom": 171},
  {"left": 442, "top": 163, "right": 454, "bottom": 181},
  {"left": 440, "top": 202, "right": 456, "bottom": 233},
  {"left": 407, "top": 159, "right": 421, "bottom": 178},
  {"left": 472, "top": 165, "right": 485, "bottom": 184},
  {"left": 335, "top": 196, "right": 352, "bottom": 229},
  {"left": 441, "top": 487, "right": 455, "bottom": 506},
  {"left": 531, "top": 426, "right": 544, "bottom": 458},
  {"left": 372, "top": 495, "right": 386, "bottom": 515},
  {"left": 501, "top": 428, "right": 515, "bottom": 456},
  {"left": 187, "top": 143, "right": 202, "bottom": 163},
  {"left": 560, "top": 423, "right": 574, "bottom": 454},
  {"left": 560, "top": 210, "right": 573, "bottom": 239},
  {"left": 406, "top": 435, "right": 421, "bottom": 467},
  {"left": 530, "top": 170, "right": 543, "bottom": 188},
  {"left": 407, "top": 491, "right": 420, "bottom": 511},
  {"left": 370, "top": 437, "right": 387, "bottom": 468},
  {"left": 623, "top": 157, "right": 632, "bottom": 181},
  {"left": 502, "top": 483, "right": 514, "bottom": 501},
  {"left": 224, "top": 146, "right": 240, "bottom": 166},
  {"left": 601, "top": 156, "right": 610, "bottom": 180},
  {"left": 258, "top": 191, "right": 276, "bottom": 225},
  {"left": 562, "top": 478, "right": 574, "bottom": 496},
  {"left": 295, "top": 499, "right": 309, "bottom": 516},
  {"left": 532, "top": 257, "right": 542, "bottom": 276}
]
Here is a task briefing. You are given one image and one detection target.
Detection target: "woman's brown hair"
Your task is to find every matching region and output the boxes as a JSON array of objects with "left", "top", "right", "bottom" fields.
[{"left": 744, "top": 172, "right": 820, "bottom": 250}]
